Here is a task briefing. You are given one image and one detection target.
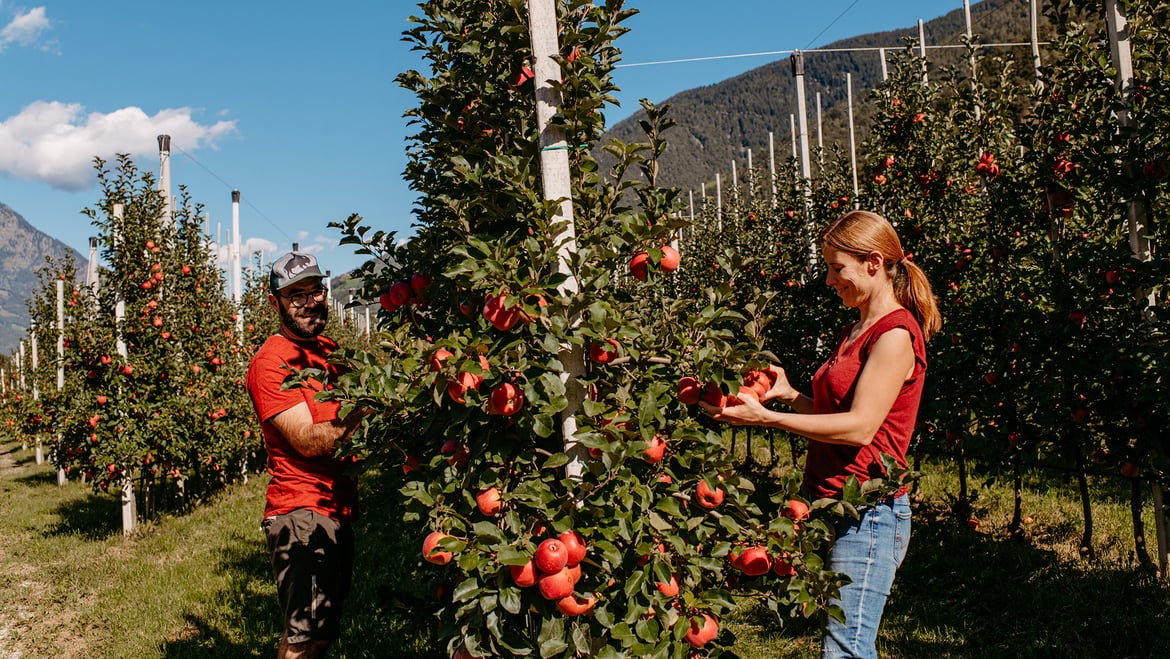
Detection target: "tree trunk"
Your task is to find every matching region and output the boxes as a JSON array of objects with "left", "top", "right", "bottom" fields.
[
  {"left": 1076, "top": 452, "right": 1094, "bottom": 559},
  {"left": 1131, "top": 475, "right": 1153, "bottom": 572},
  {"left": 955, "top": 438, "right": 970, "bottom": 519},
  {"left": 1009, "top": 453, "right": 1023, "bottom": 538}
]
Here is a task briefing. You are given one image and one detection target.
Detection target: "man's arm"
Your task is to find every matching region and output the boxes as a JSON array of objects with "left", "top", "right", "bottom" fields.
[{"left": 269, "top": 402, "right": 361, "bottom": 458}]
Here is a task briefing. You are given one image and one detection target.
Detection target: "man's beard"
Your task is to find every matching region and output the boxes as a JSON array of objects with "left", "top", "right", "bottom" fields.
[{"left": 280, "top": 303, "right": 328, "bottom": 339}]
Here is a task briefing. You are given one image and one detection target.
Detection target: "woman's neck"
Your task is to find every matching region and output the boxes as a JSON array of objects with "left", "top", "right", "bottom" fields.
[{"left": 856, "top": 287, "right": 902, "bottom": 329}]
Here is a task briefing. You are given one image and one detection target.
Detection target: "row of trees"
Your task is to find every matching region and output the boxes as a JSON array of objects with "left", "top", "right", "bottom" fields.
[{"left": 0, "top": 156, "right": 367, "bottom": 527}]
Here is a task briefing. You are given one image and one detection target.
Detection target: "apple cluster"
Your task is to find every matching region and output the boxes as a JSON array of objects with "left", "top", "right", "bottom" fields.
[{"left": 379, "top": 272, "right": 433, "bottom": 312}]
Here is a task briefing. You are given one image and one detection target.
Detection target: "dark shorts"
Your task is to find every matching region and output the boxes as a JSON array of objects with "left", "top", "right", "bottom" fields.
[{"left": 262, "top": 509, "right": 355, "bottom": 644}]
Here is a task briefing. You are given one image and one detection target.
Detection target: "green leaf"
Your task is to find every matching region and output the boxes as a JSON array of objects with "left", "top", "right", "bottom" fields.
[
  {"left": 543, "top": 452, "right": 570, "bottom": 469},
  {"left": 497, "top": 545, "right": 531, "bottom": 566},
  {"left": 499, "top": 586, "right": 522, "bottom": 614},
  {"left": 452, "top": 577, "right": 481, "bottom": 603},
  {"left": 538, "top": 617, "right": 568, "bottom": 658}
]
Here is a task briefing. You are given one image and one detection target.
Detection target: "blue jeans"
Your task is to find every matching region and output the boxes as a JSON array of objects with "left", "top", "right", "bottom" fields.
[{"left": 822, "top": 493, "right": 911, "bottom": 659}]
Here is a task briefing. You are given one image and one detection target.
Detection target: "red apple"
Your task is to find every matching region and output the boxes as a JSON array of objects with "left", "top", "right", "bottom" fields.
[
  {"left": 738, "top": 546, "right": 772, "bottom": 576},
  {"left": 659, "top": 245, "right": 680, "bottom": 272},
  {"left": 510, "top": 560, "right": 538, "bottom": 587},
  {"left": 677, "top": 377, "right": 701, "bottom": 405},
  {"left": 458, "top": 297, "right": 476, "bottom": 317},
  {"left": 684, "top": 613, "right": 718, "bottom": 648},
  {"left": 517, "top": 294, "right": 547, "bottom": 324},
  {"left": 700, "top": 382, "right": 727, "bottom": 407},
  {"left": 534, "top": 538, "right": 569, "bottom": 574},
  {"left": 379, "top": 292, "right": 399, "bottom": 312},
  {"left": 695, "top": 479, "right": 725, "bottom": 509},
  {"left": 642, "top": 434, "right": 667, "bottom": 464},
  {"left": 422, "top": 531, "right": 454, "bottom": 565},
  {"left": 556, "top": 595, "right": 596, "bottom": 617},
  {"left": 785, "top": 498, "right": 810, "bottom": 521},
  {"left": 743, "top": 369, "right": 777, "bottom": 400},
  {"left": 475, "top": 487, "right": 501, "bottom": 516},
  {"left": 410, "top": 272, "right": 432, "bottom": 299},
  {"left": 536, "top": 567, "right": 575, "bottom": 600},
  {"left": 589, "top": 339, "right": 620, "bottom": 364},
  {"left": 430, "top": 348, "right": 453, "bottom": 372},
  {"left": 388, "top": 281, "right": 413, "bottom": 306},
  {"left": 488, "top": 382, "right": 524, "bottom": 416},
  {"left": 772, "top": 554, "right": 796, "bottom": 577},
  {"left": 656, "top": 575, "right": 679, "bottom": 597},
  {"left": 558, "top": 530, "right": 587, "bottom": 567},
  {"left": 629, "top": 252, "right": 650, "bottom": 281},
  {"left": 483, "top": 292, "right": 520, "bottom": 331}
]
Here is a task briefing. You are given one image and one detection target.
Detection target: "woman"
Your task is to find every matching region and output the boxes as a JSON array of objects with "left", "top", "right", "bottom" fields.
[{"left": 702, "top": 210, "right": 940, "bottom": 659}]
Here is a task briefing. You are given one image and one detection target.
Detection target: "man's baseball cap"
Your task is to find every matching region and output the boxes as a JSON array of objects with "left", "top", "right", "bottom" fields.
[{"left": 270, "top": 251, "right": 326, "bottom": 292}]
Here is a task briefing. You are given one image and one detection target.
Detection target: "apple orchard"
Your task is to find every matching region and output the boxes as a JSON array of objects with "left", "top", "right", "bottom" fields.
[{"left": 3, "top": 0, "right": 1169, "bottom": 657}]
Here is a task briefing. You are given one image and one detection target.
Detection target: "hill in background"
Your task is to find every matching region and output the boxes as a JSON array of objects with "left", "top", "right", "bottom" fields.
[
  {"left": 601, "top": 0, "right": 1048, "bottom": 193},
  {"left": 0, "top": 203, "right": 86, "bottom": 355}
]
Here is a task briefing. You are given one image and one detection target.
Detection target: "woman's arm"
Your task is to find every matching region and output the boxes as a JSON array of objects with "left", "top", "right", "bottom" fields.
[{"left": 703, "top": 329, "right": 914, "bottom": 447}]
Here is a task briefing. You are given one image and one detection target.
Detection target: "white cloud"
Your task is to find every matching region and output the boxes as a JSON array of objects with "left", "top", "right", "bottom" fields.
[
  {"left": 0, "top": 101, "right": 237, "bottom": 190},
  {"left": 0, "top": 7, "right": 50, "bottom": 50},
  {"left": 295, "top": 230, "right": 310, "bottom": 241}
]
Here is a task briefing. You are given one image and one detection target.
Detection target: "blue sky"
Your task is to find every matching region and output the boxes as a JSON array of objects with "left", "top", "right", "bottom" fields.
[{"left": 0, "top": 0, "right": 969, "bottom": 278}]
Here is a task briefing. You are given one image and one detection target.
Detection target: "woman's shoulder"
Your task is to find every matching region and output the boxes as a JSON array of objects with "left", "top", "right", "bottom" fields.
[
  {"left": 874, "top": 307, "right": 922, "bottom": 335},
  {"left": 867, "top": 308, "right": 926, "bottom": 361}
]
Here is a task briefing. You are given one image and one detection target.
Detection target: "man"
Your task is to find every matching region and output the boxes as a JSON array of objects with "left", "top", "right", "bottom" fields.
[{"left": 246, "top": 251, "right": 361, "bottom": 659}]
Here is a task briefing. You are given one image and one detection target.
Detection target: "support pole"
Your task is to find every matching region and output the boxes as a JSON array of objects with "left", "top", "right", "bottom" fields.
[
  {"left": 716, "top": 173, "right": 723, "bottom": 231},
  {"left": 158, "top": 135, "right": 172, "bottom": 230},
  {"left": 918, "top": 19, "right": 929, "bottom": 85},
  {"left": 527, "top": 0, "right": 586, "bottom": 481},
  {"left": 1030, "top": 0, "right": 1043, "bottom": 80},
  {"left": 791, "top": 50, "right": 816, "bottom": 271},
  {"left": 964, "top": 0, "right": 982, "bottom": 123},
  {"left": 847, "top": 73, "right": 859, "bottom": 201},
  {"left": 769, "top": 131, "right": 777, "bottom": 208},
  {"left": 31, "top": 323, "right": 42, "bottom": 465},
  {"left": 1105, "top": 0, "right": 1162, "bottom": 577},
  {"left": 56, "top": 279, "right": 65, "bottom": 486}
]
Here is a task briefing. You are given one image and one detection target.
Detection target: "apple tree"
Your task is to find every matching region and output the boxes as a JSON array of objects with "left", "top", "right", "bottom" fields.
[{"left": 319, "top": 1, "right": 922, "bottom": 656}]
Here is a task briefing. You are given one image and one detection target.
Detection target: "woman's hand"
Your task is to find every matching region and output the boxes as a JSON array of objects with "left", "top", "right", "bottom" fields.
[
  {"left": 699, "top": 391, "right": 774, "bottom": 426},
  {"left": 761, "top": 365, "right": 800, "bottom": 404}
]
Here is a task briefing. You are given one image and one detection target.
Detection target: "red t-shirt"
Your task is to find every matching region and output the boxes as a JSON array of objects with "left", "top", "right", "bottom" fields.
[
  {"left": 246, "top": 333, "right": 358, "bottom": 522},
  {"left": 803, "top": 308, "right": 927, "bottom": 499}
]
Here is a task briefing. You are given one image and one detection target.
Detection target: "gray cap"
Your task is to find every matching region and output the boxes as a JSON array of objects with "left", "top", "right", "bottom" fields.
[{"left": 270, "top": 252, "right": 325, "bottom": 291}]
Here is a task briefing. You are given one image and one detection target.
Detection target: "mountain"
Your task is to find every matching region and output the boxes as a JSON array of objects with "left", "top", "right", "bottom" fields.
[
  {"left": 0, "top": 203, "right": 86, "bottom": 355},
  {"left": 602, "top": 0, "right": 1047, "bottom": 192}
]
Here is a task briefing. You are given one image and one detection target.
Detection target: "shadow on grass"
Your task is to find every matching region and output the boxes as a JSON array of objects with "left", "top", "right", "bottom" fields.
[
  {"left": 881, "top": 502, "right": 1170, "bottom": 658},
  {"left": 157, "top": 534, "right": 275, "bottom": 658},
  {"left": 719, "top": 462, "right": 1170, "bottom": 658},
  {"left": 156, "top": 468, "right": 444, "bottom": 659},
  {"left": 43, "top": 491, "right": 123, "bottom": 540}
]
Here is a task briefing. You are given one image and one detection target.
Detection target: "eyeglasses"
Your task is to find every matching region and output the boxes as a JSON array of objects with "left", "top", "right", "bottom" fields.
[{"left": 280, "top": 287, "right": 327, "bottom": 308}]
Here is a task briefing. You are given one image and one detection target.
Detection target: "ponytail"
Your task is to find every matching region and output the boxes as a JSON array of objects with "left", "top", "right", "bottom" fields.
[{"left": 894, "top": 259, "right": 941, "bottom": 342}]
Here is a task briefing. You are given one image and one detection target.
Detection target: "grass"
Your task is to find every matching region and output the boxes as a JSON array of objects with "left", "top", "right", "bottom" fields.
[{"left": 1, "top": 436, "right": 1168, "bottom": 658}]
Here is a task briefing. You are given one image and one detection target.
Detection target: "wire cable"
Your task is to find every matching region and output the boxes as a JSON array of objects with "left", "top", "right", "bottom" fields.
[
  {"left": 616, "top": 40, "right": 1049, "bottom": 68},
  {"left": 804, "top": 0, "right": 864, "bottom": 50},
  {"left": 173, "top": 145, "right": 294, "bottom": 243}
]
